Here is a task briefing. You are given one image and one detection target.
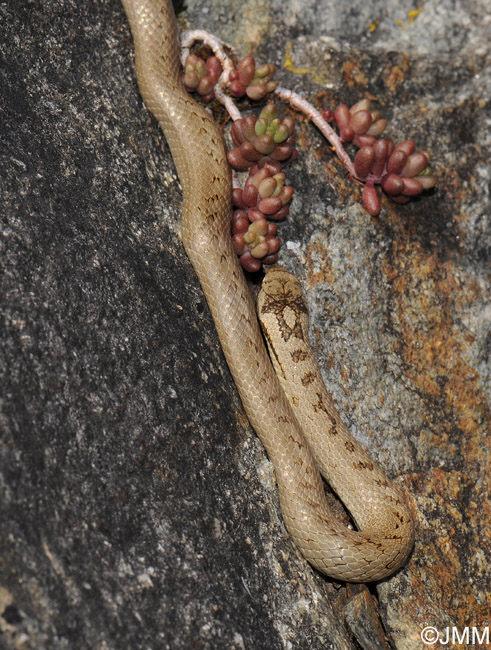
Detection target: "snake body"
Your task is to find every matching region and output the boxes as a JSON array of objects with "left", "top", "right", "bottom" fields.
[{"left": 120, "top": 0, "right": 414, "bottom": 581}]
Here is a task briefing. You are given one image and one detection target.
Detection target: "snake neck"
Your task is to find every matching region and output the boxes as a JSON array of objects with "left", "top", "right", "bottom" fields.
[{"left": 121, "top": 0, "right": 231, "bottom": 230}]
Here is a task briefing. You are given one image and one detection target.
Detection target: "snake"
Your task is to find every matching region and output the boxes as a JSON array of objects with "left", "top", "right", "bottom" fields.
[{"left": 120, "top": 0, "right": 415, "bottom": 582}]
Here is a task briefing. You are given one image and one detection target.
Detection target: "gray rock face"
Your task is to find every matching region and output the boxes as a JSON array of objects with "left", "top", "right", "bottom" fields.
[{"left": 1, "top": 0, "right": 489, "bottom": 648}]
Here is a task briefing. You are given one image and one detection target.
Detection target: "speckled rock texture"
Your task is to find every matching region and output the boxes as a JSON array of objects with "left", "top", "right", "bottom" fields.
[{"left": 1, "top": 0, "right": 489, "bottom": 648}]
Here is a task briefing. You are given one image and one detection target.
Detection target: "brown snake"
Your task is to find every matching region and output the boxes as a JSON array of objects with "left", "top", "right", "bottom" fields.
[{"left": 120, "top": 0, "right": 415, "bottom": 581}]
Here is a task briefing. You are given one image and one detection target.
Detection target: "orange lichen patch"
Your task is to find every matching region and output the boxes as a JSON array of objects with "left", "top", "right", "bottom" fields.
[
  {"left": 342, "top": 60, "right": 369, "bottom": 88},
  {"left": 408, "top": 9, "right": 420, "bottom": 22},
  {"left": 395, "top": 7, "right": 423, "bottom": 30},
  {"left": 382, "top": 243, "right": 488, "bottom": 440},
  {"left": 444, "top": 167, "right": 462, "bottom": 194},
  {"left": 421, "top": 467, "right": 470, "bottom": 502},
  {"left": 404, "top": 469, "right": 490, "bottom": 625},
  {"left": 381, "top": 238, "right": 488, "bottom": 626},
  {"left": 322, "top": 156, "right": 358, "bottom": 206},
  {"left": 340, "top": 366, "right": 350, "bottom": 384},
  {"left": 382, "top": 56, "right": 410, "bottom": 93},
  {"left": 368, "top": 18, "right": 380, "bottom": 33},
  {"left": 304, "top": 240, "right": 336, "bottom": 287},
  {"left": 418, "top": 426, "right": 456, "bottom": 457}
]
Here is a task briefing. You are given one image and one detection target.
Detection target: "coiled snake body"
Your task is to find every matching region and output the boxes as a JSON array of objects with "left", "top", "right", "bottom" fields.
[{"left": 120, "top": 0, "right": 414, "bottom": 581}]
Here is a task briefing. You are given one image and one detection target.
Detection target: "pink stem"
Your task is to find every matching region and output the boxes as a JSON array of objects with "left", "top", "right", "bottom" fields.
[
  {"left": 214, "top": 86, "right": 241, "bottom": 121},
  {"left": 180, "top": 30, "right": 235, "bottom": 76},
  {"left": 274, "top": 86, "right": 356, "bottom": 176}
]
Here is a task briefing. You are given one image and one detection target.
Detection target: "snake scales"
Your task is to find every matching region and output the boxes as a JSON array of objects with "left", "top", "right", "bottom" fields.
[{"left": 120, "top": 0, "right": 414, "bottom": 581}]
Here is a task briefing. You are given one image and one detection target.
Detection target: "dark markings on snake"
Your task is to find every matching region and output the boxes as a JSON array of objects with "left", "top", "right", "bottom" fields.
[
  {"left": 260, "top": 282, "right": 307, "bottom": 343},
  {"left": 326, "top": 411, "right": 339, "bottom": 436},
  {"left": 291, "top": 348, "right": 308, "bottom": 362},
  {"left": 277, "top": 415, "right": 292, "bottom": 424},
  {"left": 288, "top": 434, "right": 303, "bottom": 449},
  {"left": 345, "top": 440, "right": 355, "bottom": 453},
  {"left": 353, "top": 460, "right": 374, "bottom": 471},
  {"left": 374, "top": 478, "right": 390, "bottom": 487},
  {"left": 393, "top": 510, "right": 406, "bottom": 523},
  {"left": 312, "top": 393, "right": 329, "bottom": 415},
  {"left": 239, "top": 312, "right": 252, "bottom": 326},
  {"left": 256, "top": 367, "right": 267, "bottom": 384},
  {"left": 301, "top": 372, "right": 316, "bottom": 386},
  {"left": 263, "top": 328, "right": 286, "bottom": 379},
  {"left": 303, "top": 496, "right": 321, "bottom": 509}
]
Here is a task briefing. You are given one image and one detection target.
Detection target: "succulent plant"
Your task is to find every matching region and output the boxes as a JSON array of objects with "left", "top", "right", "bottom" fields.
[
  {"left": 180, "top": 31, "right": 438, "bottom": 269},
  {"left": 182, "top": 54, "right": 222, "bottom": 103},
  {"left": 353, "top": 138, "right": 437, "bottom": 215},
  {"left": 323, "top": 100, "right": 436, "bottom": 216},
  {"left": 231, "top": 162, "right": 294, "bottom": 271},
  {"left": 227, "top": 104, "right": 297, "bottom": 170},
  {"left": 323, "top": 99, "right": 387, "bottom": 147},
  {"left": 228, "top": 55, "right": 277, "bottom": 101}
]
